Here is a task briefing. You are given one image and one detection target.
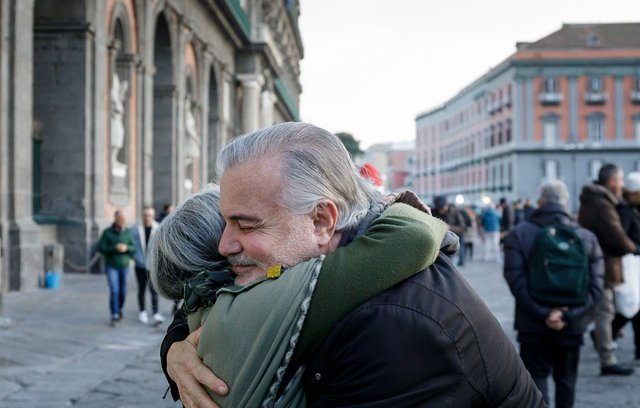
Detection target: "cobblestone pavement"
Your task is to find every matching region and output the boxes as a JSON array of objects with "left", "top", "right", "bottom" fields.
[{"left": 0, "top": 257, "right": 638, "bottom": 407}]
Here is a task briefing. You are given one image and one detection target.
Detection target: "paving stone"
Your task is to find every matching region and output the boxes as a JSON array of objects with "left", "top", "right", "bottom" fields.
[{"left": 0, "top": 258, "right": 638, "bottom": 407}]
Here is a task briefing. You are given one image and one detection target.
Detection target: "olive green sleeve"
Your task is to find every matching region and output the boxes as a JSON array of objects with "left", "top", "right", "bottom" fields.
[{"left": 293, "top": 203, "right": 447, "bottom": 364}]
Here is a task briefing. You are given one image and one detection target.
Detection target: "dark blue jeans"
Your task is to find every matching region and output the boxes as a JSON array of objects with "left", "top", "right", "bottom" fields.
[{"left": 106, "top": 265, "right": 128, "bottom": 319}]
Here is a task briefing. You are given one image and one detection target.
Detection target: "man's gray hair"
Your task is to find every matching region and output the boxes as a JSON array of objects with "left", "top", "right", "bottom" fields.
[
  {"left": 147, "top": 184, "right": 225, "bottom": 300},
  {"left": 538, "top": 180, "right": 570, "bottom": 210},
  {"left": 217, "top": 122, "right": 379, "bottom": 231}
]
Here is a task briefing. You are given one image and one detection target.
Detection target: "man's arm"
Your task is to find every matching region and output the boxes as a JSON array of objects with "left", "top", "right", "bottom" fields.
[{"left": 161, "top": 310, "right": 228, "bottom": 408}]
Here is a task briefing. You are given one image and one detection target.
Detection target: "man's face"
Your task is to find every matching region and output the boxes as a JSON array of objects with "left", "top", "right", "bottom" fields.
[
  {"left": 608, "top": 170, "right": 624, "bottom": 198},
  {"left": 142, "top": 209, "right": 155, "bottom": 227},
  {"left": 218, "top": 156, "right": 321, "bottom": 285},
  {"left": 115, "top": 213, "right": 126, "bottom": 229}
]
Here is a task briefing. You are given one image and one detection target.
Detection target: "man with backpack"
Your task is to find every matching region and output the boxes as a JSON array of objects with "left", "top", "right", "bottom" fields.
[
  {"left": 579, "top": 163, "right": 640, "bottom": 376},
  {"left": 504, "top": 180, "right": 604, "bottom": 407}
]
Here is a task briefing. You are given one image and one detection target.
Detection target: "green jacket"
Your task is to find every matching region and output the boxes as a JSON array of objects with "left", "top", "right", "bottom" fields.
[
  {"left": 187, "top": 203, "right": 447, "bottom": 407},
  {"left": 98, "top": 224, "right": 135, "bottom": 269}
]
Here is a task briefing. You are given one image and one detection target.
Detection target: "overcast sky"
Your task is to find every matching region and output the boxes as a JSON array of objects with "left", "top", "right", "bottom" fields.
[{"left": 298, "top": 0, "right": 640, "bottom": 148}]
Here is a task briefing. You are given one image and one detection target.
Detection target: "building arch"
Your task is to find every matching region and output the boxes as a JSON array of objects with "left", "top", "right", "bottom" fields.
[
  {"left": 152, "top": 11, "right": 177, "bottom": 216},
  {"left": 207, "top": 62, "right": 220, "bottom": 181},
  {"left": 105, "top": 0, "right": 140, "bottom": 209}
]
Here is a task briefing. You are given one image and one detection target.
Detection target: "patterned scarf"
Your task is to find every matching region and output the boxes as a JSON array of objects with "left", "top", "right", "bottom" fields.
[{"left": 181, "top": 261, "right": 235, "bottom": 315}]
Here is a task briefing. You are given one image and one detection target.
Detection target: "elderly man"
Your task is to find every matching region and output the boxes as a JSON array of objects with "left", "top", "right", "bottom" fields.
[
  {"left": 98, "top": 210, "right": 135, "bottom": 326},
  {"left": 161, "top": 122, "right": 544, "bottom": 407},
  {"left": 578, "top": 163, "right": 640, "bottom": 375},
  {"left": 503, "top": 180, "right": 604, "bottom": 407}
]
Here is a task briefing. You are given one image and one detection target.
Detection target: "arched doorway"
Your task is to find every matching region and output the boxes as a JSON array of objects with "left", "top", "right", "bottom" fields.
[
  {"left": 207, "top": 65, "right": 219, "bottom": 182},
  {"left": 152, "top": 13, "right": 175, "bottom": 215}
]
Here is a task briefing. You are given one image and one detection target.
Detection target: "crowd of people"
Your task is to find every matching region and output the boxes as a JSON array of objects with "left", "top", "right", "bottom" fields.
[{"left": 92, "top": 121, "right": 640, "bottom": 408}]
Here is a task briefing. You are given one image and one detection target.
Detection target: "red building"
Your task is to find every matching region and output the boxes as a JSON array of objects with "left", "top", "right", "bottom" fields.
[{"left": 415, "top": 23, "right": 640, "bottom": 210}]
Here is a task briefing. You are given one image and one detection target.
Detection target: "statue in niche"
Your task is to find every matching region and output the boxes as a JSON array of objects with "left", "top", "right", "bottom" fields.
[
  {"left": 184, "top": 96, "right": 201, "bottom": 196},
  {"left": 184, "top": 96, "right": 201, "bottom": 165},
  {"left": 110, "top": 72, "right": 128, "bottom": 178}
]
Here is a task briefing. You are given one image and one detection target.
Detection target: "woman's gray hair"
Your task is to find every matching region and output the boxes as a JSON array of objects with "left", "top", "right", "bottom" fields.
[
  {"left": 147, "top": 184, "right": 225, "bottom": 300},
  {"left": 538, "top": 180, "right": 570, "bottom": 210},
  {"left": 217, "top": 122, "right": 379, "bottom": 231}
]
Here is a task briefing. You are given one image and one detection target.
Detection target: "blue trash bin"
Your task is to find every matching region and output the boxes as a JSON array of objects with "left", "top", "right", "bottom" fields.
[{"left": 45, "top": 271, "right": 61, "bottom": 289}]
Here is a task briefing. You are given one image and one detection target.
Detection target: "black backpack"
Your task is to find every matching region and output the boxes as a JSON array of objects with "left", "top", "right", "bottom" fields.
[{"left": 528, "top": 222, "right": 589, "bottom": 307}]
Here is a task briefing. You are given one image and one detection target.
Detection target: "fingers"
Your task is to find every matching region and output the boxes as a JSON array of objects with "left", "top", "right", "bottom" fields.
[
  {"left": 394, "top": 191, "right": 432, "bottom": 214},
  {"left": 193, "top": 362, "right": 228, "bottom": 397},
  {"left": 166, "top": 331, "right": 228, "bottom": 408},
  {"left": 179, "top": 375, "right": 221, "bottom": 408},
  {"left": 187, "top": 326, "right": 203, "bottom": 347}
]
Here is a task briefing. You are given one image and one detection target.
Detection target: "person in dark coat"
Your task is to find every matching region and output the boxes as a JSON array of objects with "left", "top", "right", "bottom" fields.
[
  {"left": 578, "top": 163, "right": 639, "bottom": 375},
  {"left": 433, "top": 195, "right": 468, "bottom": 266},
  {"left": 499, "top": 197, "right": 515, "bottom": 242},
  {"left": 612, "top": 171, "right": 640, "bottom": 360},
  {"left": 504, "top": 180, "right": 604, "bottom": 407}
]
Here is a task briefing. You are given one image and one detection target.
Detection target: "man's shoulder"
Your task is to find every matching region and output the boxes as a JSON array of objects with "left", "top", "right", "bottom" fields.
[{"left": 347, "top": 256, "right": 489, "bottom": 327}]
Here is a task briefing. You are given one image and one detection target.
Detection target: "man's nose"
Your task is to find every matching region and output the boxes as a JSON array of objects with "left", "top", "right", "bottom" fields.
[{"left": 218, "top": 226, "right": 241, "bottom": 257}]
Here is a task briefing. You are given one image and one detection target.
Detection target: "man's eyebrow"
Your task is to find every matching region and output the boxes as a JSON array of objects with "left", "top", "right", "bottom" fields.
[{"left": 228, "top": 214, "right": 261, "bottom": 222}]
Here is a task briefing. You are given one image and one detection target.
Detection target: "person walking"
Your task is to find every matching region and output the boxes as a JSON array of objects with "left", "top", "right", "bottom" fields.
[
  {"left": 481, "top": 203, "right": 502, "bottom": 263},
  {"left": 98, "top": 210, "right": 135, "bottom": 326},
  {"left": 612, "top": 171, "right": 640, "bottom": 360},
  {"left": 131, "top": 206, "right": 164, "bottom": 325},
  {"left": 433, "top": 195, "right": 468, "bottom": 266},
  {"left": 504, "top": 180, "right": 604, "bottom": 407},
  {"left": 578, "top": 163, "right": 639, "bottom": 375},
  {"left": 462, "top": 205, "right": 478, "bottom": 262}
]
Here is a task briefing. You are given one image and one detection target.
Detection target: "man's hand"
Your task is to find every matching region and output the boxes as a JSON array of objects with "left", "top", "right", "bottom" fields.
[
  {"left": 545, "top": 308, "right": 566, "bottom": 331},
  {"left": 392, "top": 191, "right": 432, "bottom": 215},
  {"left": 116, "top": 243, "right": 128, "bottom": 253},
  {"left": 167, "top": 327, "right": 228, "bottom": 408}
]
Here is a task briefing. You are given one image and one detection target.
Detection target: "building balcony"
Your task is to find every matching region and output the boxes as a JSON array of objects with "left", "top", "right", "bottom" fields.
[
  {"left": 538, "top": 92, "right": 563, "bottom": 105},
  {"left": 501, "top": 95, "right": 512, "bottom": 108},
  {"left": 585, "top": 91, "right": 607, "bottom": 105},
  {"left": 630, "top": 90, "right": 640, "bottom": 104}
]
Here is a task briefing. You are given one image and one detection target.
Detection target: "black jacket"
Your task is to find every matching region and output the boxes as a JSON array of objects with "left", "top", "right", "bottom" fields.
[
  {"left": 302, "top": 254, "right": 545, "bottom": 407},
  {"left": 618, "top": 193, "right": 640, "bottom": 247},
  {"left": 503, "top": 203, "right": 604, "bottom": 346}
]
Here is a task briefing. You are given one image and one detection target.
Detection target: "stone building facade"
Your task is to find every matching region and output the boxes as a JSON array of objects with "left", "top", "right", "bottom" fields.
[
  {"left": 0, "top": 0, "right": 303, "bottom": 292},
  {"left": 414, "top": 23, "right": 640, "bottom": 210}
]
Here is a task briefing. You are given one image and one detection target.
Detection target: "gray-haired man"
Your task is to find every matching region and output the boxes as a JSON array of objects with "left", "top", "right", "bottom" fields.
[
  {"left": 503, "top": 180, "right": 604, "bottom": 406},
  {"left": 161, "top": 122, "right": 545, "bottom": 407}
]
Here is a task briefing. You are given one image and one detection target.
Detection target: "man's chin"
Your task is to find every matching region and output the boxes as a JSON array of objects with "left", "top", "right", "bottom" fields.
[{"left": 231, "top": 266, "right": 265, "bottom": 286}]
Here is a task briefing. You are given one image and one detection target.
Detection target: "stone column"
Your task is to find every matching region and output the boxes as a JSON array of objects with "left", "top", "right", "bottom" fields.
[
  {"left": 260, "top": 89, "right": 276, "bottom": 128},
  {"left": 5, "top": 0, "right": 43, "bottom": 290},
  {"left": 237, "top": 74, "right": 264, "bottom": 133}
]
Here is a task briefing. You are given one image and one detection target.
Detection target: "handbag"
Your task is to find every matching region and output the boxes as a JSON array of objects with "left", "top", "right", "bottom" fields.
[{"left": 614, "top": 254, "right": 640, "bottom": 319}]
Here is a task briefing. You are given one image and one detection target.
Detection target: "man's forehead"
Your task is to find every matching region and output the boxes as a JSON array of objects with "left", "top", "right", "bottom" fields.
[{"left": 219, "top": 159, "right": 282, "bottom": 214}]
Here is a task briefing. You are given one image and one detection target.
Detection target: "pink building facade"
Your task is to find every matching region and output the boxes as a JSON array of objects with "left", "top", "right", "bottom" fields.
[{"left": 415, "top": 23, "right": 640, "bottom": 210}]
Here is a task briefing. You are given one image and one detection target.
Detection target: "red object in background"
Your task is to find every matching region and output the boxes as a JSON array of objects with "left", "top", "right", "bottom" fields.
[{"left": 360, "top": 163, "right": 383, "bottom": 187}]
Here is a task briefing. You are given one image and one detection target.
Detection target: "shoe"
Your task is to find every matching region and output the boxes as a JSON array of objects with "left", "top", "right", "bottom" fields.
[
  {"left": 138, "top": 311, "right": 148, "bottom": 324},
  {"left": 110, "top": 316, "right": 118, "bottom": 327},
  {"left": 116, "top": 313, "right": 123, "bottom": 321},
  {"left": 601, "top": 364, "right": 634, "bottom": 376},
  {"left": 153, "top": 313, "right": 165, "bottom": 325}
]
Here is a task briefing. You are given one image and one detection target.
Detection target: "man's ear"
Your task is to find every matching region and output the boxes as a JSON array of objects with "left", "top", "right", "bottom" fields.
[{"left": 312, "top": 200, "right": 338, "bottom": 246}]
